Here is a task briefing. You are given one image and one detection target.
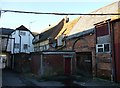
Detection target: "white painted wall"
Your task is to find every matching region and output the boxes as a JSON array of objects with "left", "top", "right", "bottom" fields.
[{"left": 7, "top": 30, "right": 34, "bottom": 54}]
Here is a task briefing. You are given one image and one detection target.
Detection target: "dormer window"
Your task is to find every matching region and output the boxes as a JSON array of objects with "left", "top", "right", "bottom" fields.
[{"left": 20, "top": 31, "right": 26, "bottom": 36}]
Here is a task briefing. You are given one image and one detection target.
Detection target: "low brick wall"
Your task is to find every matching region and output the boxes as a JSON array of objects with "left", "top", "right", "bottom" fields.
[
  {"left": 13, "top": 53, "right": 31, "bottom": 73},
  {"left": 30, "top": 51, "right": 76, "bottom": 77}
]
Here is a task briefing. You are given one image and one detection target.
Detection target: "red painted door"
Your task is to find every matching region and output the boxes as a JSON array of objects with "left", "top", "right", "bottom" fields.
[{"left": 64, "top": 58, "right": 71, "bottom": 75}]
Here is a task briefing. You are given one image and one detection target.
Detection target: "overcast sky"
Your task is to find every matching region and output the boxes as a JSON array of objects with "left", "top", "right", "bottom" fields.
[{"left": 0, "top": 0, "right": 118, "bottom": 33}]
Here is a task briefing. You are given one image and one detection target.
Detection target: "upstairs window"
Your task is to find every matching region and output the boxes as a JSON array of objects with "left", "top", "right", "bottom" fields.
[
  {"left": 23, "top": 44, "right": 28, "bottom": 50},
  {"left": 14, "top": 43, "right": 19, "bottom": 48},
  {"left": 97, "top": 44, "right": 104, "bottom": 52},
  {"left": 104, "top": 44, "right": 110, "bottom": 52},
  {"left": 20, "top": 31, "right": 26, "bottom": 36},
  {"left": 96, "top": 43, "right": 110, "bottom": 53}
]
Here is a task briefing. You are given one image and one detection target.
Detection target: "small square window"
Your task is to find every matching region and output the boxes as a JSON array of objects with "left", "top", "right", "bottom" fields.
[
  {"left": 104, "top": 44, "right": 110, "bottom": 52},
  {"left": 98, "top": 45, "right": 103, "bottom": 47},
  {"left": 96, "top": 43, "right": 110, "bottom": 53},
  {"left": 14, "top": 43, "right": 19, "bottom": 48},
  {"left": 98, "top": 48, "right": 104, "bottom": 52},
  {"left": 20, "top": 32, "right": 26, "bottom": 36},
  {"left": 23, "top": 44, "right": 28, "bottom": 50}
]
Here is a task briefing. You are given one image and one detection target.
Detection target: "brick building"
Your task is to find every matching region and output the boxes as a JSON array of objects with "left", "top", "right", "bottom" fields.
[
  {"left": 95, "top": 18, "right": 120, "bottom": 82},
  {"left": 62, "top": 29, "right": 96, "bottom": 77}
]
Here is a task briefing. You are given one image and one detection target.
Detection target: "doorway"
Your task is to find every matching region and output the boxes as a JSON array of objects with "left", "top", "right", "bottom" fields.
[
  {"left": 76, "top": 52, "right": 92, "bottom": 77},
  {"left": 64, "top": 57, "right": 72, "bottom": 75}
]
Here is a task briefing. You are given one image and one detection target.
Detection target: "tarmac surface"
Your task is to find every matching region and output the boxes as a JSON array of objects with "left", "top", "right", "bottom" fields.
[{"left": 2, "top": 69, "right": 120, "bottom": 88}]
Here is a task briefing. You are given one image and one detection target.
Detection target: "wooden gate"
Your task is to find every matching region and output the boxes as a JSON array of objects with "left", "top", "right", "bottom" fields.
[{"left": 76, "top": 52, "right": 92, "bottom": 77}]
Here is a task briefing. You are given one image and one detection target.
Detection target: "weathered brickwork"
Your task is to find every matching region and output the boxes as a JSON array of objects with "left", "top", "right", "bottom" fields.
[{"left": 64, "top": 33, "right": 96, "bottom": 77}]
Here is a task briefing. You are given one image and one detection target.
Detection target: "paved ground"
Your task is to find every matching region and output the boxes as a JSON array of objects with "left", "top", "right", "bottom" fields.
[
  {"left": 2, "top": 69, "right": 65, "bottom": 87},
  {"left": 2, "top": 69, "right": 26, "bottom": 86},
  {"left": 73, "top": 76, "right": 120, "bottom": 88},
  {"left": 2, "top": 69, "right": 120, "bottom": 88}
]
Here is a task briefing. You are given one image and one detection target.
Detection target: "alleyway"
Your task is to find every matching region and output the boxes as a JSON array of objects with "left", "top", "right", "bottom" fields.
[
  {"left": 2, "top": 69, "right": 120, "bottom": 88},
  {"left": 2, "top": 69, "right": 66, "bottom": 87},
  {"left": 2, "top": 69, "right": 36, "bottom": 87}
]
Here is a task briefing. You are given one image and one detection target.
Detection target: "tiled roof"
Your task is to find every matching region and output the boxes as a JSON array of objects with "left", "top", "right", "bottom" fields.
[
  {"left": 0, "top": 28, "right": 14, "bottom": 35},
  {"left": 15, "top": 25, "right": 35, "bottom": 37},
  {"left": 55, "top": 17, "right": 80, "bottom": 39},
  {"left": 32, "top": 32, "right": 39, "bottom": 36},
  {"left": 16, "top": 25, "right": 29, "bottom": 31},
  {"left": 66, "top": 28, "right": 94, "bottom": 40},
  {"left": 34, "top": 19, "right": 64, "bottom": 43},
  {"left": 69, "top": 1, "right": 119, "bottom": 35}
]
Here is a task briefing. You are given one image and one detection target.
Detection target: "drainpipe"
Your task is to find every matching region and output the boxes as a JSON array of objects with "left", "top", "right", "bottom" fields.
[
  {"left": 12, "top": 54, "right": 14, "bottom": 69},
  {"left": 12, "top": 38, "right": 15, "bottom": 69},
  {"left": 106, "top": 19, "right": 113, "bottom": 81},
  {"left": 94, "top": 27, "right": 98, "bottom": 77},
  {"left": 19, "top": 30, "right": 21, "bottom": 53},
  {"left": 40, "top": 54, "right": 43, "bottom": 76},
  {"left": 13, "top": 38, "right": 15, "bottom": 54},
  {"left": 111, "top": 23, "right": 117, "bottom": 82}
]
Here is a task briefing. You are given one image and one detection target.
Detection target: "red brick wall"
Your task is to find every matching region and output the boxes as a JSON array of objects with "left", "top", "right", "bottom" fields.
[
  {"left": 43, "top": 54, "right": 64, "bottom": 76},
  {"left": 65, "top": 34, "right": 96, "bottom": 77},
  {"left": 13, "top": 53, "right": 31, "bottom": 73},
  {"left": 96, "top": 23, "right": 109, "bottom": 37},
  {"left": 65, "top": 34, "right": 95, "bottom": 51},
  {"left": 95, "top": 23, "right": 112, "bottom": 79},
  {"left": 31, "top": 53, "right": 76, "bottom": 76}
]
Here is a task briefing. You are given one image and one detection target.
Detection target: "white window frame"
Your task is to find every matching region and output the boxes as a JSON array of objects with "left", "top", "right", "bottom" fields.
[
  {"left": 20, "top": 31, "right": 26, "bottom": 36},
  {"left": 23, "top": 44, "right": 28, "bottom": 50},
  {"left": 96, "top": 43, "right": 110, "bottom": 53},
  {"left": 14, "top": 43, "right": 20, "bottom": 49}
]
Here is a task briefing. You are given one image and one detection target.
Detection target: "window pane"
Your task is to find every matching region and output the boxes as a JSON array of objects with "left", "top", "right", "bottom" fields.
[
  {"left": 20, "top": 32, "right": 26, "bottom": 36},
  {"left": 98, "top": 48, "right": 103, "bottom": 52},
  {"left": 98, "top": 45, "right": 103, "bottom": 47},
  {"left": 23, "top": 44, "right": 28, "bottom": 49},
  {"left": 14, "top": 43, "right": 19, "bottom": 48},
  {"left": 104, "top": 44, "right": 109, "bottom": 52}
]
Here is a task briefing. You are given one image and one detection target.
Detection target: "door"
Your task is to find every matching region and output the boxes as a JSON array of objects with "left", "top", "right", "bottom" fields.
[
  {"left": 76, "top": 52, "right": 92, "bottom": 77},
  {"left": 64, "top": 57, "right": 71, "bottom": 75}
]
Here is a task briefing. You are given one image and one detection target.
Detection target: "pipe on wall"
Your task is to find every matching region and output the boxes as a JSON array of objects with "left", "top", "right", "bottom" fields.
[
  {"left": 111, "top": 22, "right": 117, "bottom": 82},
  {"left": 19, "top": 30, "right": 21, "bottom": 53},
  {"left": 106, "top": 19, "right": 114, "bottom": 81}
]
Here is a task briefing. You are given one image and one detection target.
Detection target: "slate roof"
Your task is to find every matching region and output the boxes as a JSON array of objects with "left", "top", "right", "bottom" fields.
[
  {"left": 33, "top": 19, "right": 64, "bottom": 43},
  {"left": 32, "top": 32, "right": 39, "bottom": 36},
  {"left": 0, "top": 28, "right": 14, "bottom": 35},
  {"left": 69, "top": 1, "right": 119, "bottom": 35},
  {"left": 66, "top": 28, "right": 95, "bottom": 40},
  {"left": 15, "top": 25, "right": 35, "bottom": 37},
  {"left": 16, "top": 25, "right": 29, "bottom": 31}
]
